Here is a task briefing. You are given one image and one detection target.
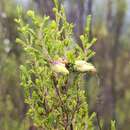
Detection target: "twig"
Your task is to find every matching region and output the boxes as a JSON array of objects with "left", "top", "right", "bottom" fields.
[{"left": 96, "top": 112, "right": 102, "bottom": 130}]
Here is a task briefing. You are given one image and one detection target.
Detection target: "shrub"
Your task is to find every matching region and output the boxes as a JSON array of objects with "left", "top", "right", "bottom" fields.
[{"left": 15, "top": 1, "right": 98, "bottom": 130}]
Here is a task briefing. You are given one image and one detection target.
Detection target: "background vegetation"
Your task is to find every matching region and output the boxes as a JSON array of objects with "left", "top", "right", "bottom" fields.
[{"left": 0, "top": 0, "right": 130, "bottom": 130}]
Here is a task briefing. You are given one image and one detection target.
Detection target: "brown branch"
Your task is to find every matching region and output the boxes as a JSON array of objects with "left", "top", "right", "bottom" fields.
[
  {"left": 51, "top": 74, "right": 64, "bottom": 107},
  {"left": 51, "top": 74, "right": 69, "bottom": 129},
  {"left": 66, "top": 76, "right": 81, "bottom": 130}
]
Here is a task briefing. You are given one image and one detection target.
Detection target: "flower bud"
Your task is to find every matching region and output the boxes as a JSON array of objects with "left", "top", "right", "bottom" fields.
[{"left": 74, "top": 60, "right": 96, "bottom": 73}]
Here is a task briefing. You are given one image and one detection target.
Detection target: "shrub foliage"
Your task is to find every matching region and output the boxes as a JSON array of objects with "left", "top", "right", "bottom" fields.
[{"left": 15, "top": 1, "right": 98, "bottom": 130}]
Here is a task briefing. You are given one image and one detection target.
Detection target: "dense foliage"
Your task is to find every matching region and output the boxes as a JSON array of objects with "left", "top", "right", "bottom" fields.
[{"left": 15, "top": 1, "right": 97, "bottom": 129}]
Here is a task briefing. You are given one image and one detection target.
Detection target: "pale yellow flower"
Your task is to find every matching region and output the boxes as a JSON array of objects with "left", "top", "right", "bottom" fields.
[
  {"left": 74, "top": 60, "right": 96, "bottom": 73},
  {"left": 51, "top": 62, "right": 69, "bottom": 75}
]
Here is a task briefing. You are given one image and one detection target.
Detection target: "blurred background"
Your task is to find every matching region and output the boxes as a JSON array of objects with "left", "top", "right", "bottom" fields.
[{"left": 0, "top": 0, "right": 130, "bottom": 130}]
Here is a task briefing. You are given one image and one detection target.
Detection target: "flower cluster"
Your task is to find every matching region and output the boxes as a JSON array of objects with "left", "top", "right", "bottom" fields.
[{"left": 51, "top": 59, "right": 96, "bottom": 75}]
